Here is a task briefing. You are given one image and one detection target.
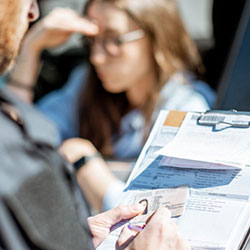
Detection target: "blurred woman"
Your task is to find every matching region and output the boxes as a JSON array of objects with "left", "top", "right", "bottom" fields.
[
  {"left": 7, "top": 0, "right": 215, "bottom": 211},
  {"left": 7, "top": 0, "right": 214, "bottom": 159}
]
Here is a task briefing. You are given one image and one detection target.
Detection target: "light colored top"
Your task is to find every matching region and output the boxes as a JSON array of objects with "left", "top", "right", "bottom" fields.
[{"left": 37, "top": 65, "right": 215, "bottom": 159}]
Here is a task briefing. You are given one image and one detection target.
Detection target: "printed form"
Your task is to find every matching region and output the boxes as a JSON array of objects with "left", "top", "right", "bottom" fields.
[
  {"left": 97, "top": 110, "right": 250, "bottom": 250},
  {"left": 158, "top": 112, "right": 250, "bottom": 169}
]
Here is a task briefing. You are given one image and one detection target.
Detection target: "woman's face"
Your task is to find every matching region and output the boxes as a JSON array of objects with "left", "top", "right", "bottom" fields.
[{"left": 87, "top": 1, "right": 155, "bottom": 94}]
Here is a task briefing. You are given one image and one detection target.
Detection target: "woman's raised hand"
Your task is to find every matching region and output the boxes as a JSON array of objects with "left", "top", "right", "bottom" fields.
[{"left": 24, "top": 8, "right": 98, "bottom": 53}]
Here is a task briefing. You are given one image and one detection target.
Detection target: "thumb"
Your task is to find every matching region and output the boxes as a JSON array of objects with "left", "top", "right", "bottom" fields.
[{"left": 104, "top": 203, "right": 146, "bottom": 227}]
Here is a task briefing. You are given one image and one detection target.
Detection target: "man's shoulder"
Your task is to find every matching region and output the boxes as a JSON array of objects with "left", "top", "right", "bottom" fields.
[
  {"left": 0, "top": 89, "right": 93, "bottom": 250},
  {"left": 0, "top": 88, "right": 59, "bottom": 147}
]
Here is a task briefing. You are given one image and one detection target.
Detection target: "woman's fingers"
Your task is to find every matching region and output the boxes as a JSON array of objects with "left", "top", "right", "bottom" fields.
[{"left": 42, "top": 8, "right": 98, "bottom": 35}]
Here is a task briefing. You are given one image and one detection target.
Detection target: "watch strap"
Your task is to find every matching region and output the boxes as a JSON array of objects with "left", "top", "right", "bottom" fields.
[{"left": 73, "top": 152, "right": 101, "bottom": 172}]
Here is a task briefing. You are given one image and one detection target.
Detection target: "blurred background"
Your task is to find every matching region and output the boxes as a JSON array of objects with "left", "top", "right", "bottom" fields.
[{"left": 30, "top": 0, "right": 249, "bottom": 111}]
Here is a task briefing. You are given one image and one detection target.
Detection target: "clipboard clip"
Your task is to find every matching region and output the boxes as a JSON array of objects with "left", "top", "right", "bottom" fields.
[{"left": 197, "top": 110, "right": 250, "bottom": 128}]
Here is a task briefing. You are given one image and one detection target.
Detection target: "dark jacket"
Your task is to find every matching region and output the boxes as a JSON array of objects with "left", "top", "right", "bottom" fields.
[{"left": 0, "top": 88, "right": 94, "bottom": 250}]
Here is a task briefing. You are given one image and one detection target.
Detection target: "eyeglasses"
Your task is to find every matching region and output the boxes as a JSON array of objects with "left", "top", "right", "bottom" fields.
[{"left": 84, "top": 29, "right": 145, "bottom": 57}]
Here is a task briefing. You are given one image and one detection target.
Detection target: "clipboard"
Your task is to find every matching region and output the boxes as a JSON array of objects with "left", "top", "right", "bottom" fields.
[
  {"left": 98, "top": 109, "right": 250, "bottom": 250},
  {"left": 165, "top": 109, "right": 250, "bottom": 129},
  {"left": 240, "top": 227, "right": 250, "bottom": 250},
  {"left": 159, "top": 109, "right": 250, "bottom": 170},
  {"left": 197, "top": 110, "right": 250, "bottom": 128},
  {"left": 163, "top": 110, "right": 250, "bottom": 250}
]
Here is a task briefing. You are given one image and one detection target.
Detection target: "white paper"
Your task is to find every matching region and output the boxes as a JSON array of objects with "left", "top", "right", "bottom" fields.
[
  {"left": 157, "top": 112, "right": 250, "bottom": 169},
  {"left": 97, "top": 111, "right": 250, "bottom": 250}
]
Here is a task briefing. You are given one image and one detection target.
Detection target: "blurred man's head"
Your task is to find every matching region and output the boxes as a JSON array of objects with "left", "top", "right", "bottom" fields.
[{"left": 0, "top": 0, "right": 39, "bottom": 75}]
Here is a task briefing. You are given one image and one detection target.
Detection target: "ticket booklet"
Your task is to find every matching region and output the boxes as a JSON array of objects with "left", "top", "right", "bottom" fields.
[{"left": 98, "top": 110, "right": 250, "bottom": 250}]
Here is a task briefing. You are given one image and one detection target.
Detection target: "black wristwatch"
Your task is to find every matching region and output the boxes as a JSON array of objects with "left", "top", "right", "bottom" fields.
[{"left": 73, "top": 153, "right": 101, "bottom": 172}]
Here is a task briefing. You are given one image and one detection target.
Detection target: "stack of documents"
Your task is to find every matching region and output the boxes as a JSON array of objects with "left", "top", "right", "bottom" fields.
[
  {"left": 158, "top": 112, "right": 250, "bottom": 169},
  {"left": 98, "top": 110, "right": 250, "bottom": 250}
]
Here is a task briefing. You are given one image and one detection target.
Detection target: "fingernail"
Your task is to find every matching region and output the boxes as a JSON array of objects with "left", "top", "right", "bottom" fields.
[{"left": 128, "top": 224, "right": 144, "bottom": 232}]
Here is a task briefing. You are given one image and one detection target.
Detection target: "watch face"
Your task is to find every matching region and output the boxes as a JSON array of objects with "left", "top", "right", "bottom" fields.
[{"left": 73, "top": 156, "right": 86, "bottom": 171}]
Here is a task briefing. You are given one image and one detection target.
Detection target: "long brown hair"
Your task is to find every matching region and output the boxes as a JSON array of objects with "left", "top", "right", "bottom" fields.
[{"left": 79, "top": 0, "right": 202, "bottom": 156}]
